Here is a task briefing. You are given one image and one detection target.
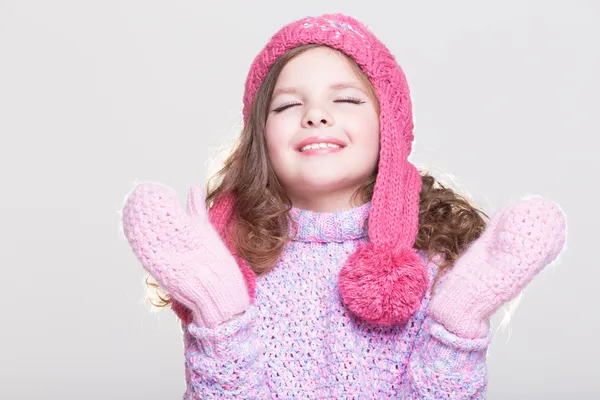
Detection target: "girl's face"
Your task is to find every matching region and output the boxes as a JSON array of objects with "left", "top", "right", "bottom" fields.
[{"left": 265, "top": 46, "right": 380, "bottom": 212}]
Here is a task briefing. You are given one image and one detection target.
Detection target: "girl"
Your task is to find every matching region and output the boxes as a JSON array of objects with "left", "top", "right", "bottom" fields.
[{"left": 122, "top": 13, "right": 567, "bottom": 399}]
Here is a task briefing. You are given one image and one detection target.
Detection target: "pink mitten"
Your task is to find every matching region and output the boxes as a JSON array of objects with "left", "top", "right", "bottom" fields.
[
  {"left": 428, "top": 196, "right": 567, "bottom": 339},
  {"left": 122, "top": 183, "right": 250, "bottom": 328}
]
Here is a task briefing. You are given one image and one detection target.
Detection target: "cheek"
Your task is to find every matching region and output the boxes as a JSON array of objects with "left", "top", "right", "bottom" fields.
[
  {"left": 265, "top": 118, "right": 291, "bottom": 166},
  {"left": 346, "top": 112, "right": 380, "bottom": 159}
]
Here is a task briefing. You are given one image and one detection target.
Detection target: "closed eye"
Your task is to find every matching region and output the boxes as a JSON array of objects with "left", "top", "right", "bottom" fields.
[
  {"left": 272, "top": 102, "right": 301, "bottom": 113},
  {"left": 272, "top": 97, "right": 366, "bottom": 113},
  {"left": 334, "top": 96, "right": 366, "bottom": 104}
]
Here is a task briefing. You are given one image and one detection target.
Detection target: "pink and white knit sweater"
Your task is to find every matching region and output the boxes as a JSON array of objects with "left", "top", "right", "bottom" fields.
[{"left": 180, "top": 202, "right": 490, "bottom": 399}]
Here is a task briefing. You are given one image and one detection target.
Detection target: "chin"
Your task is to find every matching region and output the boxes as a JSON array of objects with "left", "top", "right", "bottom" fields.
[{"left": 295, "top": 175, "right": 363, "bottom": 194}]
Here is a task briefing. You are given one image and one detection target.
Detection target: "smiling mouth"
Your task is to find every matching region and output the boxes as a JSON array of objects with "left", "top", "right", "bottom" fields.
[
  {"left": 297, "top": 143, "right": 346, "bottom": 156},
  {"left": 295, "top": 136, "right": 348, "bottom": 154},
  {"left": 299, "top": 142, "right": 343, "bottom": 152}
]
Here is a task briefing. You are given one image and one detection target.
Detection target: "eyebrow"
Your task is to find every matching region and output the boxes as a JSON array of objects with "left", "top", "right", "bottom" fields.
[{"left": 272, "top": 82, "right": 366, "bottom": 97}]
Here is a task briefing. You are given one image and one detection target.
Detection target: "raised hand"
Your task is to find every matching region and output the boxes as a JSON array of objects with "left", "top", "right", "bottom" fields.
[
  {"left": 122, "top": 183, "right": 250, "bottom": 328},
  {"left": 428, "top": 196, "right": 567, "bottom": 339}
]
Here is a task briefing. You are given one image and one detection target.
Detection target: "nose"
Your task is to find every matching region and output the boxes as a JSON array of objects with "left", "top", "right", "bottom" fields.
[{"left": 301, "top": 107, "right": 334, "bottom": 128}]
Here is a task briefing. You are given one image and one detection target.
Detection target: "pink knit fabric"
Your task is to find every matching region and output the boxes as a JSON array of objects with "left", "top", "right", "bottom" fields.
[
  {"left": 180, "top": 203, "right": 490, "bottom": 399},
  {"left": 212, "top": 12, "right": 428, "bottom": 325},
  {"left": 429, "top": 196, "right": 567, "bottom": 338},
  {"left": 121, "top": 183, "right": 251, "bottom": 328},
  {"left": 173, "top": 191, "right": 259, "bottom": 326},
  {"left": 206, "top": 192, "right": 257, "bottom": 304}
]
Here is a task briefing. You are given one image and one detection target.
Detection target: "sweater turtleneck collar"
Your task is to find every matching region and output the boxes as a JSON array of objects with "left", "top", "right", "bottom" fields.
[{"left": 288, "top": 202, "right": 371, "bottom": 243}]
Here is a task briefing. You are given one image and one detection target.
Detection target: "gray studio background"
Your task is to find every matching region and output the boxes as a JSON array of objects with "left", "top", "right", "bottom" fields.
[{"left": 1, "top": 1, "right": 598, "bottom": 398}]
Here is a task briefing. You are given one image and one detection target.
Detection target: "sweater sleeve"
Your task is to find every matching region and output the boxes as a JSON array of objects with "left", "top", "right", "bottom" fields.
[
  {"left": 399, "top": 315, "right": 490, "bottom": 399},
  {"left": 181, "top": 306, "right": 271, "bottom": 399}
]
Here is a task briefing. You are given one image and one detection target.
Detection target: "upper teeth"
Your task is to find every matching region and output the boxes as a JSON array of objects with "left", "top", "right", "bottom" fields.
[{"left": 300, "top": 143, "right": 342, "bottom": 152}]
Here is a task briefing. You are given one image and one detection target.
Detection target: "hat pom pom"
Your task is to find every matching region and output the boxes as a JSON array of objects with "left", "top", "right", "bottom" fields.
[{"left": 338, "top": 242, "right": 428, "bottom": 326}]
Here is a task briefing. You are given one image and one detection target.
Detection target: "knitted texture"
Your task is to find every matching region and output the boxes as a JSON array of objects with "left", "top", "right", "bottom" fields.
[
  {"left": 122, "top": 183, "right": 250, "bottom": 328},
  {"left": 182, "top": 204, "right": 489, "bottom": 399},
  {"left": 429, "top": 196, "right": 567, "bottom": 338},
  {"left": 209, "top": 12, "right": 428, "bottom": 326},
  {"left": 206, "top": 192, "right": 257, "bottom": 303}
]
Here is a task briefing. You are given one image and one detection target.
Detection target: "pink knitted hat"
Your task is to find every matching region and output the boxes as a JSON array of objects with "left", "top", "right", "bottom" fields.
[{"left": 211, "top": 13, "right": 428, "bottom": 326}]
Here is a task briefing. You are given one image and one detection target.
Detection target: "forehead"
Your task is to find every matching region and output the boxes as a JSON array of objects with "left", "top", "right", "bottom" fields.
[{"left": 275, "top": 46, "right": 365, "bottom": 87}]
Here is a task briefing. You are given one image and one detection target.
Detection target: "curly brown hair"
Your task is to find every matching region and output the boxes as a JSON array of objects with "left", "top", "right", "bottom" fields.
[{"left": 148, "top": 44, "right": 488, "bottom": 308}]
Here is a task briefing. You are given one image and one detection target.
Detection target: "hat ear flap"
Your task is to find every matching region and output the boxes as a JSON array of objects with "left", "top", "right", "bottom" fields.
[{"left": 339, "top": 153, "right": 428, "bottom": 326}]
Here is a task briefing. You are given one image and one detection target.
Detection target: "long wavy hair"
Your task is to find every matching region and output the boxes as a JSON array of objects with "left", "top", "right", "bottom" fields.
[{"left": 147, "top": 44, "right": 488, "bottom": 308}]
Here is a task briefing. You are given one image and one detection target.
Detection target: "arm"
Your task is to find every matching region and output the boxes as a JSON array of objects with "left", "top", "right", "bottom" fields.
[
  {"left": 399, "top": 254, "right": 489, "bottom": 399},
  {"left": 401, "top": 196, "right": 566, "bottom": 399},
  {"left": 182, "top": 306, "right": 272, "bottom": 399},
  {"left": 122, "top": 183, "right": 270, "bottom": 398},
  {"left": 399, "top": 315, "right": 489, "bottom": 399}
]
